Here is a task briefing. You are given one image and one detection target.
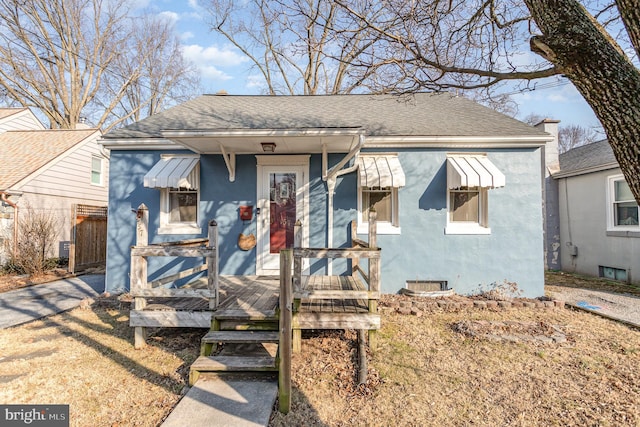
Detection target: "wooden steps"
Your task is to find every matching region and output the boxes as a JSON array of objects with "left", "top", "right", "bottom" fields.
[{"left": 190, "top": 311, "right": 280, "bottom": 385}]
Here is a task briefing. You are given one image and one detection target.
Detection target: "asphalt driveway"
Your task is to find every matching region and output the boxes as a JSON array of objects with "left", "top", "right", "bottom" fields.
[{"left": 0, "top": 274, "right": 104, "bottom": 329}]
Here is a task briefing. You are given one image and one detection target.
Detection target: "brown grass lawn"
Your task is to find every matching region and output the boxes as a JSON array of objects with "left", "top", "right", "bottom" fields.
[{"left": 1, "top": 272, "right": 639, "bottom": 426}]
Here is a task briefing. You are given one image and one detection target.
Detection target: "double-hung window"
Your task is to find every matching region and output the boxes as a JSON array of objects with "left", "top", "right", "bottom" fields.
[
  {"left": 144, "top": 155, "right": 201, "bottom": 235},
  {"left": 607, "top": 174, "right": 639, "bottom": 231},
  {"left": 91, "top": 155, "right": 103, "bottom": 186},
  {"left": 445, "top": 154, "right": 504, "bottom": 235},
  {"left": 357, "top": 154, "right": 405, "bottom": 234}
]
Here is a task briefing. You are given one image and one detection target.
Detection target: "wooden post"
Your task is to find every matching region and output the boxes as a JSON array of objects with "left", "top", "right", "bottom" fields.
[
  {"left": 350, "top": 220, "right": 359, "bottom": 272},
  {"left": 292, "top": 220, "right": 302, "bottom": 352},
  {"left": 132, "top": 203, "right": 149, "bottom": 349},
  {"left": 278, "top": 249, "right": 293, "bottom": 414},
  {"left": 208, "top": 220, "right": 219, "bottom": 310},
  {"left": 68, "top": 204, "right": 77, "bottom": 274},
  {"left": 293, "top": 220, "right": 302, "bottom": 293},
  {"left": 367, "top": 208, "right": 378, "bottom": 351}
]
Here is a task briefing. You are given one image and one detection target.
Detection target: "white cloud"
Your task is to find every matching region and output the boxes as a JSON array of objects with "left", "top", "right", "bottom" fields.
[
  {"left": 180, "top": 31, "right": 195, "bottom": 41},
  {"left": 182, "top": 44, "right": 248, "bottom": 67},
  {"left": 188, "top": 0, "right": 199, "bottom": 10},
  {"left": 182, "top": 44, "right": 249, "bottom": 82},
  {"left": 200, "top": 65, "right": 233, "bottom": 81},
  {"left": 158, "top": 11, "right": 179, "bottom": 25}
]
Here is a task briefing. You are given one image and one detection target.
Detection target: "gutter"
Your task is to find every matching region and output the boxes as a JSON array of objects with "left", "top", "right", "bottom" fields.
[
  {"left": 323, "top": 133, "right": 365, "bottom": 275},
  {"left": 0, "top": 191, "right": 18, "bottom": 259}
]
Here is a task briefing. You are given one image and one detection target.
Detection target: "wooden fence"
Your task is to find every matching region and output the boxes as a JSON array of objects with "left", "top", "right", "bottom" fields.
[{"left": 69, "top": 204, "right": 107, "bottom": 273}]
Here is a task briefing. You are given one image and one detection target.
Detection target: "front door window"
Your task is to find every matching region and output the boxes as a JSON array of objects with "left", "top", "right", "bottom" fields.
[{"left": 269, "top": 173, "right": 296, "bottom": 253}]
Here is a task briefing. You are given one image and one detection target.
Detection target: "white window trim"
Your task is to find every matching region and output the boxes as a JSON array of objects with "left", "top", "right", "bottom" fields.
[
  {"left": 606, "top": 174, "right": 640, "bottom": 232},
  {"left": 158, "top": 155, "right": 201, "bottom": 235},
  {"left": 445, "top": 186, "right": 491, "bottom": 235},
  {"left": 357, "top": 182, "right": 401, "bottom": 235},
  {"left": 91, "top": 155, "right": 103, "bottom": 187}
]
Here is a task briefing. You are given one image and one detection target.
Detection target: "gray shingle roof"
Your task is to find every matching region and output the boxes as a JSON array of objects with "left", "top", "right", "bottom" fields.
[
  {"left": 559, "top": 139, "right": 618, "bottom": 175},
  {"left": 104, "top": 93, "right": 545, "bottom": 140}
]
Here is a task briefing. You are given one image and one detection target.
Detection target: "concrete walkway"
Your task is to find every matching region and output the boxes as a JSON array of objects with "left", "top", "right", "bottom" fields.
[
  {"left": 547, "top": 286, "right": 640, "bottom": 328},
  {"left": 161, "top": 374, "right": 278, "bottom": 427},
  {"left": 0, "top": 274, "right": 104, "bottom": 329}
]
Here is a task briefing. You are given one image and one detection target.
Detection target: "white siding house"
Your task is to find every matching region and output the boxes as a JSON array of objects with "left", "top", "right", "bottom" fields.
[
  {"left": 0, "top": 108, "right": 108, "bottom": 266},
  {"left": 554, "top": 140, "right": 640, "bottom": 284}
]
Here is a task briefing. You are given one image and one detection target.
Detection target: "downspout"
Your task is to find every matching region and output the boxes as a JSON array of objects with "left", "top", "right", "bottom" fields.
[
  {"left": 323, "top": 133, "right": 365, "bottom": 275},
  {"left": 0, "top": 191, "right": 18, "bottom": 259}
]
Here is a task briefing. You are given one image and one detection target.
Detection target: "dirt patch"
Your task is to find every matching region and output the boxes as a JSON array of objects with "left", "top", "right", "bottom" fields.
[{"left": 452, "top": 320, "right": 569, "bottom": 344}]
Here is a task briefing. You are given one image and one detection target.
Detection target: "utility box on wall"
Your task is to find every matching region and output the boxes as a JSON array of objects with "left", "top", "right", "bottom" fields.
[{"left": 239, "top": 205, "right": 253, "bottom": 221}]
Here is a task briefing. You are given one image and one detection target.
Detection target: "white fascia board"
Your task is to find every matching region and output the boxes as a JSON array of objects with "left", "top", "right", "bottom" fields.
[
  {"left": 98, "top": 138, "right": 182, "bottom": 151},
  {"left": 363, "top": 135, "right": 551, "bottom": 148},
  {"left": 553, "top": 162, "right": 619, "bottom": 179},
  {"left": 161, "top": 128, "right": 364, "bottom": 138}
]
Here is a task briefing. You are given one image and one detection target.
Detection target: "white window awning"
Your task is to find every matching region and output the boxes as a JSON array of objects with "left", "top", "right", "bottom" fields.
[
  {"left": 144, "top": 157, "right": 199, "bottom": 189},
  {"left": 447, "top": 155, "right": 505, "bottom": 189},
  {"left": 358, "top": 155, "right": 406, "bottom": 188}
]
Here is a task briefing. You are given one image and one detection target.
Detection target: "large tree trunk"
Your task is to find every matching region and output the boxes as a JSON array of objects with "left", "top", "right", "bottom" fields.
[{"left": 524, "top": 0, "right": 640, "bottom": 203}]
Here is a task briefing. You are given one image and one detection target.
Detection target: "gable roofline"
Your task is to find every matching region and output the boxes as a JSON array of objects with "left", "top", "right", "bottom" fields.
[
  {"left": 0, "top": 128, "right": 101, "bottom": 191},
  {"left": 554, "top": 139, "right": 618, "bottom": 178},
  {"left": 0, "top": 108, "right": 45, "bottom": 130}
]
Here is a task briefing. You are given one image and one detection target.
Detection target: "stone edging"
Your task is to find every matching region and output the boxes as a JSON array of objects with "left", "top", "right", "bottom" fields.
[{"left": 380, "top": 297, "right": 566, "bottom": 316}]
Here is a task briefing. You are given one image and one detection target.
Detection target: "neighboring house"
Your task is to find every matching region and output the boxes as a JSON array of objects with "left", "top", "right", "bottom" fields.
[
  {"left": 100, "top": 93, "right": 556, "bottom": 297},
  {"left": 554, "top": 139, "right": 639, "bottom": 284},
  {"left": 0, "top": 108, "right": 108, "bottom": 268}
]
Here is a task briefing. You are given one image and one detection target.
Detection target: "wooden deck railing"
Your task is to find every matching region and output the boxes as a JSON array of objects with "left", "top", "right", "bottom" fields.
[
  {"left": 278, "top": 210, "right": 380, "bottom": 411},
  {"left": 129, "top": 203, "right": 219, "bottom": 348}
]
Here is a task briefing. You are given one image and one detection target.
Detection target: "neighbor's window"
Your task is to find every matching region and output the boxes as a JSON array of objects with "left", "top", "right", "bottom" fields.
[
  {"left": 91, "top": 156, "right": 103, "bottom": 185},
  {"left": 358, "top": 186, "right": 400, "bottom": 234},
  {"left": 446, "top": 186, "right": 489, "bottom": 234},
  {"left": 608, "top": 175, "right": 639, "bottom": 230}
]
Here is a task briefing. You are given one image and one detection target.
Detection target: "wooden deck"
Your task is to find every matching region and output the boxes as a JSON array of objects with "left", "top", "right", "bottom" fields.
[{"left": 130, "top": 274, "right": 379, "bottom": 330}]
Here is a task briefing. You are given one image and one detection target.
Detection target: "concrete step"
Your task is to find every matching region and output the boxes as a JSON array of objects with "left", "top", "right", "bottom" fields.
[
  {"left": 162, "top": 374, "right": 277, "bottom": 427},
  {"left": 202, "top": 330, "right": 279, "bottom": 344}
]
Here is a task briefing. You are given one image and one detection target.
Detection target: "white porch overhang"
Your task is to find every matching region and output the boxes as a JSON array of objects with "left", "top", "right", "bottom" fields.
[
  {"left": 357, "top": 155, "right": 406, "bottom": 188},
  {"left": 143, "top": 156, "right": 199, "bottom": 189},
  {"left": 446, "top": 154, "right": 505, "bottom": 189},
  {"left": 160, "top": 128, "right": 363, "bottom": 154}
]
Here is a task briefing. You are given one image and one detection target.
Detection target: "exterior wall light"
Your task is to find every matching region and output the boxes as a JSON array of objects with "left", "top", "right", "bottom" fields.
[{"left": 261, "top": 142, "right": 276, "bottom": 152}]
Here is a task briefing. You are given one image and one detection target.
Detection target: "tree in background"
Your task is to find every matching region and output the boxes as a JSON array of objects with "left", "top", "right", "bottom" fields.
[
  {"left": 338, "top": 0, "right": 640, "bottom": 202},
  {"left": 522, "top": 113, "right": 600, "bottom": 153},
  {"left": 0, "top": 0, "right": 200, "bottom": 131},
  {"left": 557, "top": 124, "right": 600, "bottom": 153},
  {"left": 207, "top": 0, "right": 396, "bottom": 95}
]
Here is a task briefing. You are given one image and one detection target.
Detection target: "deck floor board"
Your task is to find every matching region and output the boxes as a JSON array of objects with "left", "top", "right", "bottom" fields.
[{"left": 134, "top": 274, "right": 375, "bottom": 326}]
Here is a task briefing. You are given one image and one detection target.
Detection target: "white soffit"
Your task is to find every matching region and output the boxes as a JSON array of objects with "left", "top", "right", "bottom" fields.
[
  {"left": 447, "top": 155, "right": 505, "bottom": 189},
  {"left": 358, "top": 155, "right": 406, "bottom": 188},
  {"left": 144, "top": 157, "right": 199, "bottom": 189}
]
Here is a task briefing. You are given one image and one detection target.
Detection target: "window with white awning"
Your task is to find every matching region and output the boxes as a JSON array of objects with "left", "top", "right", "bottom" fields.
[
  {"left": 357, "top": 154, "right": 405, "bottom": 234},
  {"left": 144, "top": 156, "right": 200, "bottom": 189},
  {"left": 144, "top": 155, "right": 201, "bottom": 235},
  {"left": 446, "top": 154, "right": 504, "bottom": 235},
  {"left": 446, "top": 154, "right": 505, "bottom": 189}
]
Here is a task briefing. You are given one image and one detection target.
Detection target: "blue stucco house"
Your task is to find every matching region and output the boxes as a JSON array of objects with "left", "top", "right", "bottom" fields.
[{"left": 100, "top": 93, "right": 554, "bottom": 297}]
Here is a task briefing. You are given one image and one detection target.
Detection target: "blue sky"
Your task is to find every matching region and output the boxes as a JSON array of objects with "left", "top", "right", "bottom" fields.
[{"left": 144, "top": 0, "right": 602, "bottom": 131}]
